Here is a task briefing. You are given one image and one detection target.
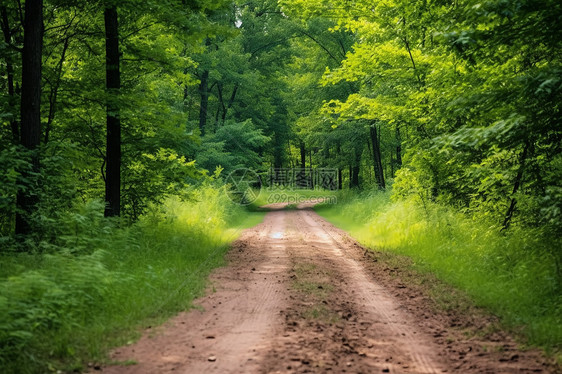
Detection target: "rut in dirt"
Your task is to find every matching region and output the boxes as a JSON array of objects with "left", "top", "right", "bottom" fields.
[{"left": 101, "top": 206, "right": 554, "bottom": 374}]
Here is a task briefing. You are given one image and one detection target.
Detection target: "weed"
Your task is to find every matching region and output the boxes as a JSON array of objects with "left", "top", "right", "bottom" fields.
[
  {"left": 0, "top": 185, "right": 265, "bottom": 373},
  {"left": 317, "top": 190, "right": 562, "bottom": 355}
]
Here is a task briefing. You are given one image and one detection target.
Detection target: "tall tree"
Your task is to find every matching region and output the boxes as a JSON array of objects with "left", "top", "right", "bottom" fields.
[
  {"left": 104, "top": 4, "right": 121, "bottom": 217},
  {"left": 369, "top": 123, "right": 385, "bottom": 189},
  {"left": 15, "top": 0, "right": 43, "bottom": 236},
  {"left": 0, "top": 5, "right": 19, "bottom": 143}
]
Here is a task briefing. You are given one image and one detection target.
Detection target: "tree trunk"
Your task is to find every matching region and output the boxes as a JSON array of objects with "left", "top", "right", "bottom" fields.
[
  {"left": 198, "top": 69, "right": 209, "bottom": 136},
  {"left": 1, "top": 6, "right": 19, "bottom": 143},
  {"left": 395, "top": 126, "right": 402, "bottom": 168},
  {"left": 350, "top": 144, "right": 361, "bottom": 189},
  {"left": 300, "top": 141, "right": 306, "bottom": 169},
  {"left": 222, "top": 84, "right": 238, "bottom": 124},
  {"left": 338, "top": 168, "right": 342, "bottom": 190},
  {"left": 104, "top": 6, "right": 121, "bottom": 218},
  {"left": 15, "top": 0, "right": 43, "bottom": 236},
  {"left": 351, "top": 164, "right": 360, "bottom": 188},
  {"left": 44, "top": 37, "right": 69, "bottom": 144},
  {"left": 215, "top": 82, "right": 224, "bottom": 129},
  {"left": 501, "top": 141, "right": 530, "bottom": 231},
  {"left": 370, "top": 124, "right": 385, "bottom": 189}
]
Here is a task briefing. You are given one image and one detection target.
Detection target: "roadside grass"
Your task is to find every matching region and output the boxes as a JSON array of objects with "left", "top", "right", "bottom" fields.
[
  {"left": 0, "top": 185, "right": 265, "bottom": 374},
  {"left": 316, "top": 190, "right": 561, "bottom": 359}
]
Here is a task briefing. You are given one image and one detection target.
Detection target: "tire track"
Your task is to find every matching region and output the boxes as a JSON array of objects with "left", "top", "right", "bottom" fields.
[
  {"left": 102, "top": 211, "right": 290, "bottom": 374},
  {"left": 101, "top": 206, "right": 555, "bottom": 374},
  {"left": 296, "top": 208, "right": 443, "bottom": 373}
]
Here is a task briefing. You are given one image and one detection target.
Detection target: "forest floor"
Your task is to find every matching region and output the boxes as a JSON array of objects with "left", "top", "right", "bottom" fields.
[{"left": 100, "top": 205, "right": 558, "bottom": 374}]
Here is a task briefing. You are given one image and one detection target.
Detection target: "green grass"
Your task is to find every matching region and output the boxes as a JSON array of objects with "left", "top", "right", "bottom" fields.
[
  {"left": 0, "top": 185, "right": 265, "bottom": 374},
  {"left": 316, "top": 190, "right": 562, "bottom": 356}
]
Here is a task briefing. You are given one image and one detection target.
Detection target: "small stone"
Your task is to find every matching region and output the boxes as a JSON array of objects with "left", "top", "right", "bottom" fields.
[{"left": 208, "top": 356, "right": 217, "bottom": 362}]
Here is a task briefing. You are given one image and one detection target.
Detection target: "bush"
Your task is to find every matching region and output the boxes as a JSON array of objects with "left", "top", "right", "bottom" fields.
[
  {"left": 0, "top": 185, "right": 263, "bottom": 373},
  {"left": 318, "top": 190, "right": 562, "bottom": 352}
]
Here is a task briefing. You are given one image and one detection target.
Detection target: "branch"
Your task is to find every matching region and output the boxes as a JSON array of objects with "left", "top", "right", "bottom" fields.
[
  {"left": 250, "top": 38, "right": 290, "bottom": 58},
  {"left": 121, "top": 22, "right": 156, "bottom": 40},
  {"left": 299, "top": 29, "right": 341, "bottom": 64},
  {"left": 402, "top": 36, "right": 422, "bottom": 85}
]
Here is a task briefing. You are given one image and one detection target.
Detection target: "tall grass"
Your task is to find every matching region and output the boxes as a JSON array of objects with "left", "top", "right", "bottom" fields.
[
  {"left": 317, "top": 191, "right": 561, "bottom": 353},
  {"left": 0, "top": 185, "right": 264, "bottom": 373}
]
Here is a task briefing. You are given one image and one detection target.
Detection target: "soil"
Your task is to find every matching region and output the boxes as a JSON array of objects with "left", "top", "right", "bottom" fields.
[{"left": 100, "top": 206, "right": 558, "bottom": 374}]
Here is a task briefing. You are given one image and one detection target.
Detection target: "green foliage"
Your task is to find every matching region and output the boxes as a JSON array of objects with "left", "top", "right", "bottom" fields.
[
  {"left": 0, "top": 250, "right": 120, "bottom": 372},
  {"left": 0, "top": 185, "right": 264, "bottom": 373},
  {"left": 0, "top": 144, "right": 80, "bottom": 239},
  {"left": 122, "top": 148, "right": 201, "bottom": 220},
  {"left": 0, "top": 147, "right": 33, "bottom": 235},
  {"left": 197, "top": 119, "right": 270, "bottom": 174},
  {"left": 1, "top": 0, "right": 561, "bottom": 369},
  {"left": 319, "top": 191, "right": 562, "bottom": 352},
  {"left": 281, "top": 0, "right": 562, "bottom": 226}
]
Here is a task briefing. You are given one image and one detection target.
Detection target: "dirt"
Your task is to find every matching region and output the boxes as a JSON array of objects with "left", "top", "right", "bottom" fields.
[{"left": 101, "top": 206, "right": 558, "bottom": 374}]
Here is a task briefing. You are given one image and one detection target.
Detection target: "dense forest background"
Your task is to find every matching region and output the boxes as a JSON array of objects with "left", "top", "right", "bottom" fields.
[
  {"left": 0, "top": 0, "right": 560, "bottom": 372},
  {"left": 2, "top": 0, "right": 561, "bottom": 238}
]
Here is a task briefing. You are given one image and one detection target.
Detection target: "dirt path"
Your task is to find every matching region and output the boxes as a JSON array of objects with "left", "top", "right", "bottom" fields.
[{"left": 102, "top": 207, "right": 556, "bottom": 374}]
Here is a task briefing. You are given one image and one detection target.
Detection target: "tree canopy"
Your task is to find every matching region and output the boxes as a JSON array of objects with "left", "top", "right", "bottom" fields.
[{"left": 0, "top": 0, "right": 560, "bottom": 255}]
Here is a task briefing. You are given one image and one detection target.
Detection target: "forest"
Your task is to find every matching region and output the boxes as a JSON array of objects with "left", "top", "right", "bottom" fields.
[{"left": 0, "top": 0, "right": 561, "bottom": 372}]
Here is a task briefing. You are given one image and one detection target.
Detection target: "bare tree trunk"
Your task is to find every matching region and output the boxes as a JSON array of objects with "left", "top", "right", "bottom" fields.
[
  {"left": 501, "top": 141, "right": 530, "bottom": 231},
  {"left": 198, "top": 69, "right": 209, "bottom": 136},
  {"left": 338, "top": 168, "right": 342, "bottom": 190},
  {"left": 104, "top": 6, "right": 121, "bottom": 217},
  {"left": 44, "top": 37, "right": 69, "bottom": 144},
  {"left": 350, "top": 145, "right": 361, "bottom": 188},
  {"left": 222, "top": 84, "right": 238, "bottom": 124},
  {"left": 300, "top": 141, "right": 306, "bottom": 169},
  {"left": 369, "top": 123, "right": 385, "bottom": 189},
  {"left": 396, "top": 126, "right": 402, "bottom": 168},
  {"left": 1, "top": 6, "right": 19, "bottom": 143},
  {"left": 15, "top": 0, "right": 43, "bottom": 236},
  {"left": 351, "top": 164, "right": 360, "bottom": 188}
]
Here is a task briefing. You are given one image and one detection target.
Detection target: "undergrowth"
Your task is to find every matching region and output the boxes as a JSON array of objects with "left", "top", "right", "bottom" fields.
[
  {"left": 317, "top": 190, "right": 561, "bottom": 356},
  {"left": 0, "top": 185, "right": 264, "bottom": 374}
]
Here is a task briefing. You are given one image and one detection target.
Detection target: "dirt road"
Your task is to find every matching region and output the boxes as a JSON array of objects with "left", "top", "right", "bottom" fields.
[{"left": 102, "top": 207, "right": 554, "bottom": 373}]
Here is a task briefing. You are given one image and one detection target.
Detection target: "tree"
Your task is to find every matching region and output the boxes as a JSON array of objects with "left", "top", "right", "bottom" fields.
[
  {"left": 103, "top": 4, "right": 121, "bottom": 217},
  {"left": 15, "top": 0, "right": 43, "bottom": 236},
  {"left": 0, "top": 4, "right": 20, "bottom": 143}
]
